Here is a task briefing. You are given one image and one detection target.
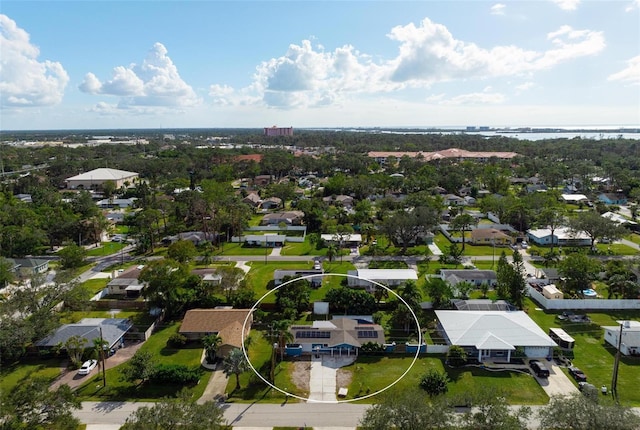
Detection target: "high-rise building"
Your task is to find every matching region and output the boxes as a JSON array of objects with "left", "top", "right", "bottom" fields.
[{"left": 264, "top": 126, "right": 293, "bottom": 137}]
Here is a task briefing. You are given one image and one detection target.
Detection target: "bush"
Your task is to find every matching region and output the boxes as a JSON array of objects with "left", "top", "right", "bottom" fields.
[
  {"left": 420, "top": 369, "right": 449, "bottom": 397},
  {"left": 151, "top": 364, "right": 202, "bottom": 385},
  {"left": 446, "top": 345, "right": 468, "bottom": 367},
  {"left": 167, "top": 333, "right": 188, "bottom": 348},
  {"left": 360, "top": 342, "right": 385, "bottom": 354}
]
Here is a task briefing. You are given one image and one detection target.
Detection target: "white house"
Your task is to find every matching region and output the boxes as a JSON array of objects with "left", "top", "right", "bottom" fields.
[
  {"left": 347, "top": 269, "right": 418, "bottom": 290},
  {"left": 527, "top": 227, "right": 591, "bottom": 247},
  {"left": 439, "top": 269, "right": 497, "bottom": 287},
  {"left": 603, "top": 321, "right": 640, "bottom": 356},
  {"left": 65, "top": 168, "right": 139, "bottom": 190},
  {"left": 288, "top": 317, "right": 385, "bottom": 355},
  {"left": 320, "top": 233, "right": 362, "bottom": 248},
  {"left": 436, "top": 310, "right": 557, "bottom": 361},
  {"left": 560, "top": 194, "right": 589, "bottom": 204},
  {"left": 274, "top": 269, "right": 324, "bottom": 288}
]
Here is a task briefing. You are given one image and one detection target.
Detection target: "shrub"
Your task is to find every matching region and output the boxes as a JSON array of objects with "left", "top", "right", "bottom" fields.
[
  {"left": 151, "top": 364, "right": 202, "bottom": 385},
  {"left": 446, "top": 345, "right": 468, "bottom": 367},
  {"left": 360, "top": 342, "right": 385, "bottom": 354},
  {"left": 420, "top": 369, "right": 449, "bottom": 397},
  {"left": 167, "top": 333, "right": 188, "bottom": 348}
]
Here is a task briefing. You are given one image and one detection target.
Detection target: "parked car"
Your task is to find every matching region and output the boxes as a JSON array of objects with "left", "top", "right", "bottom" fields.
[
  {"left": 578, "top": 382, "right": 596, "bottom": 393},
  {"left": 529, "top": 359, "right": 550, "bottom": 378},
  {"left": 568, "top": 366, "right": 587, "bottom": 382},
  {"left": 78, "top": 359, "right": 97, "bottom": 375}
]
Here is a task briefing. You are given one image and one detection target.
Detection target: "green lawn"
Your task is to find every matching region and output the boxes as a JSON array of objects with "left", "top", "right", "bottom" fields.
[
  {"left": 75, "top": 322, "right": 212, "bottom": 401},
  {"left": 246, "top": 261, "right": 313, "bottom": 304},
  {"left": 525, "top": 298, "right": 640, "bottom": 406},
  {"left": 79, "top": 277, "right": 110, "bottom": 294},
  {"left": 280, "top": 239, "right": 317, "bottom": 256},
  {"left": 594, "top": 242, "right": 638, "bottom": 256},
  {"left": 628, "top": 233, "right": 640, "bottom": 245},
  {"left": 0, "top": 358, "right": 62, "bottom": 395},
  {"left": 213, "top": 243, "right": 272, "bottom": 256},
  {"left": 85, "top": 242, "right": 127, "bottom": 257},
  {"left": 60, "top": 310, "right": 156, "bottom": 326},
  {"left": 342, "top": 355, "right": 547, "bottom": 405}
]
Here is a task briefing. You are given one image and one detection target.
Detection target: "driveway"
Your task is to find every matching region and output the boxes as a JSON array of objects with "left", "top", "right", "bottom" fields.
[
  {"left": 533, "top": 361, "right": 579, "bottom": 398},
  {"left": 308, "top": 355, "right": 355, "bottom": 403},
  {"left": 50, "top": 340, "right": 145, "bottom": 391}
]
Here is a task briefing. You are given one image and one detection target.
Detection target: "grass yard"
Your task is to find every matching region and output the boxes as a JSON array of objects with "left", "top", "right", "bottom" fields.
[
  {"left": 246, "top": 261, "right": 313, "bottom": 304},
  {"left": 75, "top": 322, "right": 212, "bottom": 401},
  {"left": 79, "top": 277, "right": 110, "bottom": 294},
  {"left": 594, "top": 242, "right": 638, "bottom": 256},
  {"left": 60, "top": 310, "right": 156, "bottom": 326},
  {"left": 280, "top": 239, "right": 317, "bottom": 256},
  {"left": 0, "top": 358, "right": 62, "bottom": 395},
  {"left": 525, "top": 297, "right": 640, "bottom": 406},
  {"left": 85, "top": 242, "right": 127, "bottom": 257},
  {"left": 214, "top": 243, "right": 272, "bottom": 256}
]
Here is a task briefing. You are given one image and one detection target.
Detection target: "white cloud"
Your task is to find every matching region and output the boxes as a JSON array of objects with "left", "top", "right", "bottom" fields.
[
  {"left": 0, "top": 14, "right": 69, "bottom": 108},
  {"left": 79, "top": 42, "right": 200, "bottom": 107},
  {"left": 515, "top": 81, "right": 535, "bottom": 92},
  {"left": 626, "top": 0, "right": 640, "bottom": 12},
  {"left": 436, "top": 87, "right": 506, "bottom": 105},
  {"left": 490, "top": 4, "right": 506, "bottom": 15},
  {"left": 551, "top": 0, "right": 580, "bottom": 11},
  {"left": 607, "top": 55, "right": 640, "bottom": 85}
]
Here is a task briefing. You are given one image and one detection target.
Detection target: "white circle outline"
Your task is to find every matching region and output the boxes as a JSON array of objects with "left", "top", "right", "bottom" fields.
[{"left": 241, "top": 272, "right": 423, "bottom": 403}]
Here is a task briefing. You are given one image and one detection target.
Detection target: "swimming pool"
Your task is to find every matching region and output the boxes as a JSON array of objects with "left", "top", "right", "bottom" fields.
[{"left": 582, "top": 289, "right": 597, "bottom": 297}]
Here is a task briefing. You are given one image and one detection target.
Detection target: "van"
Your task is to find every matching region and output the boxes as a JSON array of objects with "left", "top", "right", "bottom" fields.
[{"left": 529, "top": 360, "right": 550, "bottom": 378}]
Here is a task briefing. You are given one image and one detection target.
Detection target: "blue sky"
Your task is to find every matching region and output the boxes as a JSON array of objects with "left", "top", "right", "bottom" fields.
[{"left": 1, "top": 0, "right": 639, "bottom": 130}]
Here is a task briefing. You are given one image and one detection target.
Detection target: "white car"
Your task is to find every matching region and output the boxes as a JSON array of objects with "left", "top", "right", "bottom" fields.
[
  {"left": 521, "top": 241, "right": 528, "bottom": 249},
  {"left": 78, "top": 359, "right": 97, "bottom": 375}
]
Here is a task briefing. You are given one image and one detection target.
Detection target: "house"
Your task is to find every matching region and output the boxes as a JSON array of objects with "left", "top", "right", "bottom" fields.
[
  {"left": 162, "top": 231, "right": 214, "bottom": 246},
  {"left": 191, "top": 269, "right": 223, "bottom": 286},
  {"left": 96, "top": 198, "right": 137, "bottom": 209},
  {"left": 260, "top": 211, "right": 305, "bottom": 226},
  {"left": 439, "top": 269, "right": 498, "bottom": 287},
  {"left": 323, "top": 195, "right": 355, "bottom": 209},
  {"left": 463, "top": 196, "right": 477, "bottom": 205},
  {"left": 560, "top": 194, "right": 589, "bottom": 204},
  {"left": 470, "top": 228, "right": 514, "bottom": 246},
  {"left": 542, "top": 284, "right": 563, "bottom": 299},
  {"left": 253, "top": 175, "right": 272, "bottom": 186},
  {"left": 242, "top": 193, "right": 262, "bottom": 208},
  {"left": 65, "top": 168, "right": 139, "bottom": 190},
  {"left": 179, "top": 308, "right": 253, "bottom": 357},
  {"left": 107, "top": 266, "right": 144, "bottom": 297},
  {"left": 598, "top": 193, "right": 627, "bottom": 205},
  {"left": 288, "top": 317, "right": 385, "bottom": 356},
  {"left": 602, "top": 211, "right": 639, "bottom": 232},
  {"left": 36, "top": 318, "right": 133, "bottom": 351},
  {"left": 260, "top": 197, "right": 282, "bottom": 210},
  {"left": 320, "top": 233, "right": 362, "bottom": 248},
  {"left": 274, "top": 269, "right": 324, "bottom": 288},
  {"left": 244, "top": 234, "right": 286, "bottom": 247},
  {"left": 451, "top": 299, "right": 516, "bottom": 311},
  {"left": 15, "top": 193, "right": 33, "bottom": 203},
  {"left": 436, "top": 310, "right": 557, "bottom": 361},
  {"left": 347, "top": 269, "right": 418, "bottom": 290},
  {"left": 527, "top": 227, "right": 591, "bottom": 247},
  {"left": 7, "top": 258, "right": 49, "bottom": 278},
  {"left": 603, "top": 321, "right": 640, "bottom": 356},
  {"left": 444, "top": 194, "right": 465, "bottom": 206}
]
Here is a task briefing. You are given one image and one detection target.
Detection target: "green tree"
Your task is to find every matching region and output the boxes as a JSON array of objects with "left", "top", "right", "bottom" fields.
[
  {"left": 222, "top": 348, "right": 249, "bottom": 391},
  {"left": 0, "top": 377, "right": 81, "bottom": 430},
  {"left": 120, "top": 350, "right": 157, "bottom": 385},
  {"left": 64, "top": 335, "right": 88, "bottom": 368},
  {"left": 139, "top": 259, "right": 198, "bottom": 317},
  {"left": 538, "top": 392, "right": 640, "bottom": 430},
  {"left": 450, "top": 213, "right": 477, "bottom": 251},
  {"left": 58, "top": 242, "right": 87, "bottom": 269},
  {"left": 458, "top": 388, "right": 531, "bottom": 430},
  {"left": 203, "top": 334, "right": 223, "bottom": 364},
  {"left": 558, "top": 252, "right": 601, "bottom": 297},
  {"left": 538, "top": 207, "right": 566, "bottom": 253},
  {"left": 0, "top": 257, "right": 15, "bottom": 288},
  {"left": 120, "top": 389, "right": 228, "bottom": 430},
  {"left": 446, "top": 345, "right": 468, "bottom": 367},
  {"left": 275, "top": 277, "right": 310, "bottom": 316},
  {"left": 419, "top": 369, "right": 449, "bottom": 397},
  {"left": 568, "top": 210, "right": 627, "bottom": 249},
  {"left": 439, "top": 242, "right": 463, "bottom": 266},
  {"left": 424, "top": 277, "right": 453, "bottom": 309},
  {"left": 167, "top": 240, "right": 197, "bottom": 264}
]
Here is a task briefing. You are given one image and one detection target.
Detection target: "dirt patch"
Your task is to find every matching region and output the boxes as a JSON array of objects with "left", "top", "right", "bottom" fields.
[
  {"left": 336, "top": 367, "right": 353, "bottom": 390},
  {"left": 291, "top": 361, "right": 311, "bottom": 394}
]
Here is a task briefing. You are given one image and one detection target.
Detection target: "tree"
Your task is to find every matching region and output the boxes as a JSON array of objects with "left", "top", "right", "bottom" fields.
[
  {"left": 326, "top": 243, "right": 338, "bottom": 262},
  {"left": 538, "top": 207, "right": 566, "bottom": 252},
  {"left": 439, "top": 242, "right": 463, "bottom": 266},
  {"left": 508, "top": 250, "right": 527, "bottom": 309},
  {"left": 538, "top": 392, "right": 640, "bottom": 430},
  {"left": 419, "top": 369, "right": 449, "bottom": 397},
  {"left": 446, "top": 345, "right": 468, "bottom": 367},
  {"left": 120, "top": 389, "right": 227, "bottom": 430},
  {"left": 203, "top": 334, "right": 223, "bottom": 363},
  {"left": 139, "top": 259, "right": 198, "bottom": 317},
  {"left": 58, "top": 242, "right": 87, "bottom": 269},
  {"left": 568, "top": 210, "right": 627, "bottom": 249},
  {"left": 120, "top": 350, "right": 157, "bottom": 385},
  {"left": 0, "top": 377, "right": 81, "bottom": 430},
  {"left": 450, "top": 213, "right": 477, "bottom": 251},
  {"left": 325, "top": 287, "right": 377, "bottom": 315},
  {"left": 424, "top": 277, "right": 453, "bottom": 309},
  {"left": 222, "top": 348, "right": 249, "bottom": 391},
  {"left": 0, "top": 257, "right": 15, "bottom": 288},
  {"left": 457, "top": 388, "right": 531, "bottom": 430},
  {"left": 275, "top": 277, "right": 310, "bottom": 317},
  {"left": 558, "top": 252, "right": 601, "bottom": 297},
  {"left": 167, "top": 240, "right": 197, "bottom": 264},
  {"left": 381, "top": 206, "right": 439, "bottom": 254},
  {"left": 64, "top": 335, "right": 88, "bottom": 368},
  {"left": 359, "top": 387, "right": 455, "bottom": 430}
]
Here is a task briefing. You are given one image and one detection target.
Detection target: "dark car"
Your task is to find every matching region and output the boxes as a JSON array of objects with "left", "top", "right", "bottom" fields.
[
  {"left": 529, "top": 359, "right": 550, "bottom": 378},
  {"left": 568, "top": 366, "right": 587, "bottom": 382}
]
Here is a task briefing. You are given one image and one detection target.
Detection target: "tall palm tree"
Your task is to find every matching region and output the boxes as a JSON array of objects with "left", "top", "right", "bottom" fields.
[
  {"left": 203, "top": 334, "right": 223, "bottom": 363},
  {"left": 222, "top": 348, "right": 249, "bottom": 391}
]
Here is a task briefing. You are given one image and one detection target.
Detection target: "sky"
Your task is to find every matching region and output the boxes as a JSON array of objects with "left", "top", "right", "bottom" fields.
[{"left": 1, "top": 0, "right": 639, "bottom": 130}]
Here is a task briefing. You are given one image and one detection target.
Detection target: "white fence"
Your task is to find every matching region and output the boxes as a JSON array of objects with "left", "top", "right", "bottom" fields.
[
  {"left": 427, "top": 344, "right": 450, "bottom": 354},
  {"left": 528, "top": 285, "right": 640, "bottom": 310}
]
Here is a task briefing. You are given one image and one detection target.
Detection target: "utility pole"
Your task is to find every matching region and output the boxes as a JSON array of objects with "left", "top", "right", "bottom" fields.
[{"left": 611, "top": 321, "right": 624, "bottom": 402}]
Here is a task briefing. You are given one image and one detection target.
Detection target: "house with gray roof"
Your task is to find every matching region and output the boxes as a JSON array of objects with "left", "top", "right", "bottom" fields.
[
  {"left": 440, "top": 269, "right": 498, "bottom": 287},
  {"left": 36, "top": 318, "right": 133, "bottom": 351}
]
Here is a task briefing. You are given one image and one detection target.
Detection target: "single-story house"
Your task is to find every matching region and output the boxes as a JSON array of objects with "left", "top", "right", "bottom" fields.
[
  {"left": 598, "top": 193, "right": 628, "bottom": 205},
  {"left": 439, "top": 269, "right": 498, "bottom": 287},
  {"left": 36, "top": 318, "right": 133, "bottom": 351},
  {"left": 241, "top": 193, "right": 262, "bottom": 208},
  {"left": 602, "top": 212, "right": 639, "bottom": 232},
  {"left": 260, "top": 197, "right": 282, "bottom": 210},
  {"left": 65, "top": 168, "right": 139, "bottom": 190},
  {"left": 274, "top": 269, "right": 323, "bottom": 288},
  {"left": 542, "top": 284, "right": 563, "bottom": 299},
  {"left": 470, "top": 228, "right": 514, "bottom": 246},
  {"left": 464, "top": 196, "right": 477, "bottom": 205},
  {"left": 560, "top": 194, "right": 589, "bottom": 204},
  {"left": 288, "top": 317, "right": 385, "bottom": 356},
  {"left": 320, "top": 233, "right": 362, "bottom": 248},
  {"left": 179, "top": 308, "right": 253, "bottom": 357},
  {"left": 107, "top": 266, "right": 144, "bottom": 297},
  {"left": 15, "top": 193, "right": 33, "bottom": 203},
  {"left": 444, "top": 194, "right": 465, "bottom": 206},
  {"left": 96, "top": 198, "right": 137, "bottom": 209},
  {"left": 322, "top": 195, "right": 355, "bottom": 209},
  {"left": 347, "top": 269, "right": 418, "bottom": 290},
  {"left": 191, "top": 269, "right": 223, "bottom": 286},
  {"left": 527, "top": 227, "right": 591, "bottom": 247},
  {"left": 162, "top": 231, "right": 214, "bottom": 246},
  {"left": 436, "top": 310, "right": 557, "bottom": 361},
  {"left": 253, "top": 175, "right": 272, "bottom": 186},
  {"left": 7, "top": 258, "right": 49, "bottom": 278},
  {"left": 260, "top": 211, "right": 305, "bottom": 226},
  {"left": 451, "top": 299, "right": 517, "bottom": 311},
  {"left": 244, "top": 234, "right": 286, "bottom": 247},
  {"left": 603, "top": 320, "right": 640, "bottom": 356},
  {"left": 105, "top": 212, "right": 125, "bottom": 223}
]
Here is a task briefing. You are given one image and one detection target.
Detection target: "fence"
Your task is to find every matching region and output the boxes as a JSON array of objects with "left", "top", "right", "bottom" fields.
[{"left": 528, "top": 285, "right": 640, "bottom": 310}]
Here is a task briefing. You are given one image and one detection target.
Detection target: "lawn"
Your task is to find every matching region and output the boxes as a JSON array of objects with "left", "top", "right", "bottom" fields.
[
  {"left": 85, "top": 242, "right": 127, "bottom": 257},
  {"left": 79, "top": 277, "right": 110, "bottom": 294},
  {"left": 75, "top": 321, "right": 212, "bottom": 401},
  {"left": 341, "top": 355, "right": 547, "bottom": 405},
  {"left": 60, "top": 310, "right": 156, "bottom": 326},
  {"left": 0, "top": 358, "right": 62, "bottom": 395},
  {"left": 525, "top": 297, "right": 640, "bottom": 406},
  {"left": 245, "top": 261, "right": 313, "bottom": 304},
  {"left": 213, "top": 243, "right": 272, "bottom": 256},
  {"left": 280, "top": 239, "right": 317, "bottom": 256}
]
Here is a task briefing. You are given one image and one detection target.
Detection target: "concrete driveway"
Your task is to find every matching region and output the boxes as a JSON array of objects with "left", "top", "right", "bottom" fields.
[
  {"left": 50, "top": 340, "right": 145, "bottom": 391},
  {"left": 533, "top": 361, "right": 579, "bottom": 397},
  {"left": 308, "top": 355, "right": 355, "bottom": 403}
]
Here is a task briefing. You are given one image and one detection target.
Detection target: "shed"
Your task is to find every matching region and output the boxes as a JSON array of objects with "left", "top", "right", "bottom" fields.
[{"left": 542, "top": 284, "right": 563, "bottom": 299}]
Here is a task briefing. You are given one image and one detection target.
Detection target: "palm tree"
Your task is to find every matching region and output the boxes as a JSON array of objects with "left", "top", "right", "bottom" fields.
[
  {"left": 450, "top": 213, "right": 477, "bottom": 251},
  {"left": 203, "top": 334, "right": 223, "bottom": 363},
  {"left": 273, "top": 320, "right": 293, "bottom": 361},
  {"left": 326, "top": 243, "right": 338, "bottom": 263},
  {"left": 222, "top": 348, "right": 249, "bottom": 391}
]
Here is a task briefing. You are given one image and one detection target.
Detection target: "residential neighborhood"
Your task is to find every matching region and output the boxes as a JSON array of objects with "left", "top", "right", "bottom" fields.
[{"left": 1, "top": 128, "right": 640, "bottom": 429}]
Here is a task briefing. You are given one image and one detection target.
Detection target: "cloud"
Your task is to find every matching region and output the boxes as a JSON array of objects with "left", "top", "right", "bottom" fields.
[
  {"left": 79, "top": 42, "right": 200, "bottom": 107},
  {"left": 607, "top": 55, "right": 640, "bottom": 85},
  {"left": 551, "top": 0, "right": 580, "bottom": 10},
  {"left": 435, "top": 87, "right": 506, "bottom": 105},
  {"left": 490, "top": 4, "right": 506, "bottom": 15},
  {"left": 626, "top": 0, "right": 640, "bottom": 12},
  {"left": 0, "top": 14, "right": 69, "bottom": 108},
  {"left": 515, "top": 81, "right": 535, "bottom": 92}
]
